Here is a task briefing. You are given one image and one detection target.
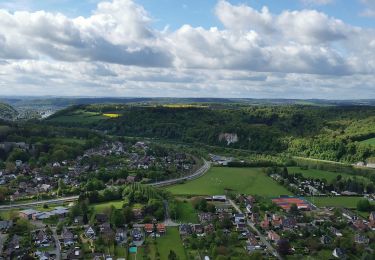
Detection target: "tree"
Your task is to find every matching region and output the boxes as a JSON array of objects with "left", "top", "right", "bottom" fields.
[
  {"left": 168, "top": 250, "right": 178, "bottom": 260},
  {"left": 289, "top": 203, "right": 299, "bottom": 216},
  {"left": 357, "top": 199, "right": 371, "bottom": 212},
  {"left": 277, "top": 239, "right": 291, "bottom": 256}
]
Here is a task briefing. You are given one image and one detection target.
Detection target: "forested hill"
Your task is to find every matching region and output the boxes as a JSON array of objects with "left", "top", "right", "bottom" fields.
[
  {"left": 45, "top": 104, "right": 375, "bottom": 163},
  {"left": 0, "top": 103, "right": 18, "bottom": 120}
]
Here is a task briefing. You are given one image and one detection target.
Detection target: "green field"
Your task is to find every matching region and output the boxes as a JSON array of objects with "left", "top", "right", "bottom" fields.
[
  {"left": 92, "top": 200, "right": 124, "bottom": 212},
  {"left": 288, "top": 167, "right": 370, "bottom": 183},
  {"left": 306, "top": 196, "right": 366, "bottom": 208},
  {"left": 166, "top": 167, "right": 291, "bottom": 196},
  {"left": 360, "top": 137, "right": 375, "bottom": 146},
  {"left": 48, "top": 110, "right": 106, "bottom": 125},
  {"left": 175, "top": 199, "right": 199, "bottom": 223},
  {"left": 145, "top": 227, "right": 186, "bottom": 260}
]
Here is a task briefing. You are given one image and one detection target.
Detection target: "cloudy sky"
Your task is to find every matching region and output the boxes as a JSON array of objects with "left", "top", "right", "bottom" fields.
[{"left": 0, "top": 0, "right": 375, "bottom": 99}]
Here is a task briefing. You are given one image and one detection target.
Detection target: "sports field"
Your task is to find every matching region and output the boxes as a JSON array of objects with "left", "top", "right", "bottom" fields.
[
  {"left": 306, "top": 196, "right": 367, "bottom": 208},
  {"left": 166, "top": 167, "right": 291, "bottom": 196}
]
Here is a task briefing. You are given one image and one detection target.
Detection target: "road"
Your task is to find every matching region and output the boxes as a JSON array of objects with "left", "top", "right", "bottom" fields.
[
  {"left": 150, "top": 159, "right": 210, "bottom": 187},
  {"left": 228, "top": 199, "right": 282, "bottom": 260},
  {"left": 0, "top": 159, "right": 211, "bottom": 210},
  {"left": 0, "top": 233, "right": 8, "bottom": 256},
  {"left": 0, "top": 196, "right": 79, "bottom": 210},
  {"left": 52, "top": 227, "right": 61, "bottom": 260}
]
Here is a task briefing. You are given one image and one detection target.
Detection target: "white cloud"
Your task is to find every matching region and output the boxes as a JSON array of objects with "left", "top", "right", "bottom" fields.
[
  {"left": 0, "top": 0, "right": 374, "bottom": 98},
  {"left": 360, "top": 0, "right": 375, "bottom": 17}
]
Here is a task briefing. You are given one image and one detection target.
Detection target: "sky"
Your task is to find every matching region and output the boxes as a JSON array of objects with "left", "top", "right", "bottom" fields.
[{"left": 0, "top": 0, "right": 375, "bottom": 99}]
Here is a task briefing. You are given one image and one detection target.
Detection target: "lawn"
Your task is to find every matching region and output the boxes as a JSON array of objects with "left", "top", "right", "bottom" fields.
[
  {"left": 145, "top": 227, "right": 186, "bottom": 260},
  {"left": 175, "top": 199, "right": 199, "bottom": 223},
  {"left": 306, "top": 196, "right": 367, "bottom": 208},
  {"left": 92, "top": 200, "right": 124, "bottom": 212},
  {"left": 288, "top": 167, "right": 370, "bottom": 183},
  {"left": 48, "top": 110, "right": 106, "bottom": 125},
  {"left": 360, "top": 137, "right": 375, "bottom": 146},
  {"left": 166, "top": 167, "right": 292, "bottom": 196}
]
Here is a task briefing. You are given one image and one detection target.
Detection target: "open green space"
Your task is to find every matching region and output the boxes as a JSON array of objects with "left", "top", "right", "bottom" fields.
[
  {"left": 360, "top": 137, "right": 375, "bottom": 146},
  {"left": 175, "top": 199, "right": 199, "bottom": 223},
  {"left": 288, "top": 167, "right": 371, "bottom": 183},
  {"left": 306, "top": 196, "right": 367, "bottom": 208},
  {"left": 143, "top": 227, "right": 186, "bottom": 260},
  {"left": 48, "top": 110, "right": 106, "bottom": 125},
  {"left": 92, "top": 200, "right": 124, "bottom": 212},
  {"left": 166, "top": 167, "right": 292, "bottom": 196}
]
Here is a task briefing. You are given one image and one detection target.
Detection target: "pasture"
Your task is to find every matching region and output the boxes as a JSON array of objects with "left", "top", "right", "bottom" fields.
[
  {"left": 48, "top": 110, "right": 106, "bottom": 125},
  {"left": 166, "top": 167, "right": 291, "bottom": 196}
]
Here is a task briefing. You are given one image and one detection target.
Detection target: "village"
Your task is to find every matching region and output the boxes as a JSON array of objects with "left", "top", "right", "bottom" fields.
[
  {"left": 0, "top": 140, "right": 197, "bottom": 202},
  {"left": 0, "top": 187, "right": 373, "bottom": 259}
]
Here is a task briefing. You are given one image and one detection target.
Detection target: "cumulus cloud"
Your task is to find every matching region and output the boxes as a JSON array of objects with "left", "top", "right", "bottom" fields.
[{"left": 0, "top": 0, "right": 374, "bottom": 98}]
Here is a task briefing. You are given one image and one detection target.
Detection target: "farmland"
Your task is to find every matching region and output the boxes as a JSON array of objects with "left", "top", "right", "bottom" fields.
[
  {"left": 166, "top": 167, "right": 292, "bottom": 196},
  {"left": 48, "top": 110, "right": 106, "bottom": 124}
]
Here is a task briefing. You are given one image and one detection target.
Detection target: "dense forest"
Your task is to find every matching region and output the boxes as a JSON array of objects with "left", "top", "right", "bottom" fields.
[{"left": 46, "top": 104, "right": 375, "bottom": 163}]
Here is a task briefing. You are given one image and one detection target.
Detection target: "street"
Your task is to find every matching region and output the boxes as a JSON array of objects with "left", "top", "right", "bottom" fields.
[{"left": 228, "top": 199, "right": 282, "bottom": 260}]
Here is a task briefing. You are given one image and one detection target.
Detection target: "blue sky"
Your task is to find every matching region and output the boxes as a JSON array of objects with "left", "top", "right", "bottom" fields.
[
  {"left": 3, "top": 0, "right": 375, "bottom": 29},
  {"left": 0, "top": 0, "right": 374, "bottom": 98}
]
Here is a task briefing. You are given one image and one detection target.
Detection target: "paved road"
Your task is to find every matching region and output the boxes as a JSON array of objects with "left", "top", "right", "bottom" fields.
[
  {"left": 150, "top": 159, "right": 211, "bottom": 187},
  {"left": 51, "top": 227, "right": 61, "bottom": 260},
  {"left": 0, "top": 196, "right": 79, "bottom": 210},
  {"left": 228, "top": 199, "right": 282, "bottom": 260},
  {"left": 0, "top": 159, "right": 210, "bottom": 210},
  {"left": 0, "top": 233, "right": 8, "bottom": 256}
]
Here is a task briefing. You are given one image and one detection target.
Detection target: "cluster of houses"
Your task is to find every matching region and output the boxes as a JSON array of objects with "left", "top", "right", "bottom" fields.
[
  {"left": 238, "top": 193, "right": 375, "bottom": 258},
  {"left": 0, "top": 141, "right": 195, "bottom": 201}
]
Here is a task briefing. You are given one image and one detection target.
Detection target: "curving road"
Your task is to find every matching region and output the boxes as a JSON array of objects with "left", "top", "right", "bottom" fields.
[
  {"left": 150, "top": 159, "right": 211, "bottom": 187},
  {"left": 0, "top": 159, "right": 210, "bottom": 210}
]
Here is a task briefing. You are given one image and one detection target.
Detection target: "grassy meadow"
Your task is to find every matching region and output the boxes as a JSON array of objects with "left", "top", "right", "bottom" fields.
[{"left": 166, "top": 167, "right": 291, "bottom": 196}]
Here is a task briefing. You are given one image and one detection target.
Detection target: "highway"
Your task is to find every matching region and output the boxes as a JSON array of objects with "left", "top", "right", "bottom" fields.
[
  {"left": 150, "top": 159, "right": 211, "bottom": 187},
  {"left": 0, "top": 159, "right": 210, "bottom": 210}
]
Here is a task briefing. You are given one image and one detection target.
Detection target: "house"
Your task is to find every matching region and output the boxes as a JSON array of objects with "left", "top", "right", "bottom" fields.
[
  {"left": 320, "top": 235, "right": 331, "bottom": 245},
  {"left": 115, "top": 229, "right": 126, "bottom": 243},
  {"left": 369, "top": 211, "right": 375, "bottom": 229},
  {"left": 5, "top": 234, "right": 20, "bottom": 257},
  {"left": 267, "top": 231, "right": 280, "bottom": 242},
  {"left": 353, "top": 220, "right": 368, "bottom": 231},
  {"left": 132, "top": 208, "right": 143, "bottom": 219},
  {"left": 198, "top": 212, "right": 214, "bottom": 223},
  {"left": 332, "top": 248, "right": 345, "bottom": 259},
  {"left": 212, "top": 195, "right": 227, "bottom": 202},
  {"left": 193, "top": 224, "right": 204, "bottom": 234},
  {"left": 0, "top": 220, "right": 13, "bottom": 231},
  {"left": 354, "top": 234, "right": 369, "bottom": 244},
  {"left": 204, "top": 224, "right": 215, "bottom": 234},
  {"left": 330, "top": 227, "right": 343, "bottom": 237},
  {"left": 157, "top": 224, "right": 166, "bottom": 234},
  {"left": 131, "top": 228, "right": 143, "bottom": 241},
  {"left": 19, "top": 209, "right": 39, "bottom": 219},
  {"left": 233, "top": 213, "right": 245, "bottom": 224},
  {"left": 144, "top": 224, "right": 154, "bottom": 234},
  {"left": 35, "top": 230, "right": 50, "bottom": 247},
  {"left": 271, "top": 214, "right": 282, "bottom": 228},
  {"left": 85, "top": 226, "right": 96, "bottom": 239},
  {"left": 236, "top": 223, "right": 247, "bottom": 232},
  {"left": 179, "top": 224, "right": 192, "bottom": 236},
  {"left": 282, "top": 217, "right": 296, "bottom": 230},
  {"left": 62, "top": 227, "right": 75, "bottom": 246}
]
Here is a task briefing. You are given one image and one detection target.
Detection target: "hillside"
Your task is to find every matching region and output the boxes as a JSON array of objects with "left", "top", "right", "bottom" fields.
[
  {"left": 0, "top": 103, "right": 18, "bottom": 120},
  {"left": 45, "top": 104, "right": 375, "bottom": 163}
]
